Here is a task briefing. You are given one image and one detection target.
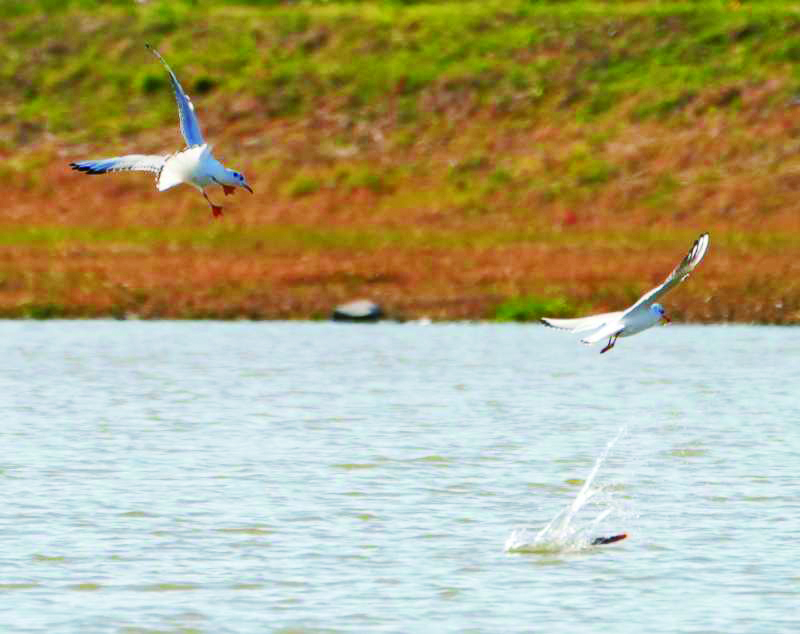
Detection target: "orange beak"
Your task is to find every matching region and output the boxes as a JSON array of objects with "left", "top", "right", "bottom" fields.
[
  {"left": 661, "top": 315, "right": 671, "bottom": 325},
  {"left": 244, "top": 183, "right": 253, "bottom": 193}
]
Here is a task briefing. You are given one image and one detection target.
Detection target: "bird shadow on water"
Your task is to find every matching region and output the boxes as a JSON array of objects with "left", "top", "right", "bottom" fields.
[{"left": 504, "top": 427, "right": 629, "bottom": 557}]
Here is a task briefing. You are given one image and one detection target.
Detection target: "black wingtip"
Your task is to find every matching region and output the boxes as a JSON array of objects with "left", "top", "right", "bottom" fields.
[{"left": 70, "top": 162, "right": 102, "bottom": 174}]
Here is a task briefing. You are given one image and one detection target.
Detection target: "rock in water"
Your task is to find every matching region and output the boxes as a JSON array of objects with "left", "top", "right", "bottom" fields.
[{"left": 331, "top": 299, "right": 384, "bottom": 323}]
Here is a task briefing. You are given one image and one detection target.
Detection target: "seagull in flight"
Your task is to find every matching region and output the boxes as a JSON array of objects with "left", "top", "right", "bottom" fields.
[
  {"left": 70, "top": 43, "right": 253, "bottom": 218},
  {"left": 541, "top": 233, "right": 710, "bottom": 353}
]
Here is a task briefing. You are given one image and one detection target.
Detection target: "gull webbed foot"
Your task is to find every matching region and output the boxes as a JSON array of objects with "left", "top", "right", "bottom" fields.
[{"left": 203, "top": 190, "right": 224, "bottom": 219}]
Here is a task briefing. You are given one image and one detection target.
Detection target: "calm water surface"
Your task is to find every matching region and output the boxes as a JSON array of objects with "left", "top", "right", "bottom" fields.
[{"left": 1, "top": 321, "right": 798, "bottom": 633}]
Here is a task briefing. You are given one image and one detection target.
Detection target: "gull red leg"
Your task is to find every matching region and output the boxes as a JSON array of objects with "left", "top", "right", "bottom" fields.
[
  {"left": 601, "top": 335, "right": 617, "bottom": 354},
  {"left": 203, "top": 190, "right": 223, "bottom": 218}
]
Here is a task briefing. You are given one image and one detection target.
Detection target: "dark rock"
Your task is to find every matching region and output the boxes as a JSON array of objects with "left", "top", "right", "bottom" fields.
[{"left": 331, "top": 299, "right": 384, "bottom": 323}]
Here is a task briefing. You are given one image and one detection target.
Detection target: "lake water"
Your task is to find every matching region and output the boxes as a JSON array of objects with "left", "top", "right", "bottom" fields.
[{"left": 1, "top": 321, "right": 799, "bottom": 633}]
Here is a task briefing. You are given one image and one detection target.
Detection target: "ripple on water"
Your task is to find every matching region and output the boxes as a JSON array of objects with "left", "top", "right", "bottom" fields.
[
  {"left": 0, "top": 583, "right": 40, "bottom": 591},
  {"left": 438, "top": 587, "right": 461, "bottom": 599},
  {"left": 667, "top": 448, "right": 708, "bottom": 457},
  {"left": 273, "top": 626, "right": 342, "bottom": 634},
  {"left": 31, "top": 554, "right": 66, "bottom": 563},
  {"left": 215, "top": 526, "right": 274, "bottom": 535},
  {"left": 408, "top": 455, "right": 450, "bottom": 464},
  {"left": 526, "top": 481, "right": 566, "bottom": 492},
  {"left": 66, "top": 583, "right": 102, "bottom": 591},
  {"left": 136, "top": 583, "right": 200, "bottom": 592}
]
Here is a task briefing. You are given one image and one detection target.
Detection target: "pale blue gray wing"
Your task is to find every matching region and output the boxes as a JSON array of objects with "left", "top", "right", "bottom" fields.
[
  {"left": 70, "top": 154, "right": 166, "bottom": 174},
  {"left": 541, "top": 311, "right": 624, "bottom": 334},
  {"left": 625, "top": 232, "right": 710, "bottom": 315},
  {"left": 146, "top": 44, "right": 204, "bottom": 147}
]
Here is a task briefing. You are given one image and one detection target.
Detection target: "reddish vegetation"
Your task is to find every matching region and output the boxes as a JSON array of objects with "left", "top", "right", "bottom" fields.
[{"left": 5, "top": 76, "right": 800, "bottom": 321}]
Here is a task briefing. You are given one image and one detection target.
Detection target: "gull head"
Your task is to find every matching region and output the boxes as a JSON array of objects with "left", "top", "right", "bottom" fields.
[
  {"left": 651, "top": 303, "right": 670, "bottom": 324},
  {"left": 222, "top": 169, "right": 254, "bottom": 194}
]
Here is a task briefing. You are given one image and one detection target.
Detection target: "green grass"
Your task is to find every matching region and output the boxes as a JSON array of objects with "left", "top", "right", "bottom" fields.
[
  {"left": 6, "top": 1, "right": 800, "bottom": 147},
  {"left": 5, "top": 223, "right": 794, "bottom": 255},
  {"left": 494, "top": 295, "right": 579, "bottom": 322}
]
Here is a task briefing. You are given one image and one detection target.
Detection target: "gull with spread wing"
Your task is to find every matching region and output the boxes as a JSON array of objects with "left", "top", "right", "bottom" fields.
[
  {"left": 70, "top": 44, "right": 252, "bottom": 218},
  {"left": 541, "top": 233, "right": 710, "bottom": 353}
]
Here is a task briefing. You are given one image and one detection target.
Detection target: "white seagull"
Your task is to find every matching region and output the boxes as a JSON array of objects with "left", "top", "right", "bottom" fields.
[
  {"left": 541, "top": 232, "right": 710, "bottom": 353},
  {"left": 70, "top": 43, "right": 253, "bottom": 218}
]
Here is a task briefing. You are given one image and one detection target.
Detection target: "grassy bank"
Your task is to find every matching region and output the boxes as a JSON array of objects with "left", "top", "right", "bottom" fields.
[{"left": 3, "top": 1, "right": 800, "bottom": 321}]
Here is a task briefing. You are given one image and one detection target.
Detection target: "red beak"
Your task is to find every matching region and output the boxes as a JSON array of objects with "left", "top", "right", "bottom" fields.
[{"left": 244, "top": 184, "right": 253, "bottom": 193}]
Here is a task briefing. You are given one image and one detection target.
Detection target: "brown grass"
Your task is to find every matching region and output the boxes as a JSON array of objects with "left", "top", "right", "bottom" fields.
[{"left": 6, "top": 8, "right": 800, "bottom": 322}]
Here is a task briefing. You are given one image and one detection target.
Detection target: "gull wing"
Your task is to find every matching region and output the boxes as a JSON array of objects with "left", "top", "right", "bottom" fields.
[
  {"left": 580, "top": 320, "right": 625, "bottom": 345},
  {"left": 70, "top": 155, "right": 166, "bottom": 175},
  {"left": 146, "top": 44, "right": 204, "bottom": 147},
  {"left": 540, "top": 311, "right": 624, "bottom": 334},
  {"left": 625, "top": 232, "right": 710, "bottom": 315}
]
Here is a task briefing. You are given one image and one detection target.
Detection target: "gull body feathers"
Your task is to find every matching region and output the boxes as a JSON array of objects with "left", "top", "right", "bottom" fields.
[
  {"left": 70, "top": 44, "right": 252, "bottom": 218},
  {"left": 541, "top": 233, "right": 710, "bottom": 353}
]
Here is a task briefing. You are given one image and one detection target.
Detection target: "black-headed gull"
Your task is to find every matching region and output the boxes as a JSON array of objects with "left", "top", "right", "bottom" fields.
[
  {"left": 541, "top": 232, "right": 710, "bottom": 353},
  {"left": 70, "top": 44, "right": 253, "bottom": 218}
]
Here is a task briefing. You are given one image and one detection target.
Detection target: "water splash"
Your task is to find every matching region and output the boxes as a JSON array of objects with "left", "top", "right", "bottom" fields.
[{"left": 505, "top": 427, "right": 626, "bottom": 554}]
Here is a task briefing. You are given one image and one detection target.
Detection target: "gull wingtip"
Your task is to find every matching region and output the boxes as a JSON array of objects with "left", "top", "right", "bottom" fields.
[
  {"left": 697, "top": 232, "right": 710, "bottom": 256},
  {"left": 145, "top": 43, "right": 162, "bottom": 59}
]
